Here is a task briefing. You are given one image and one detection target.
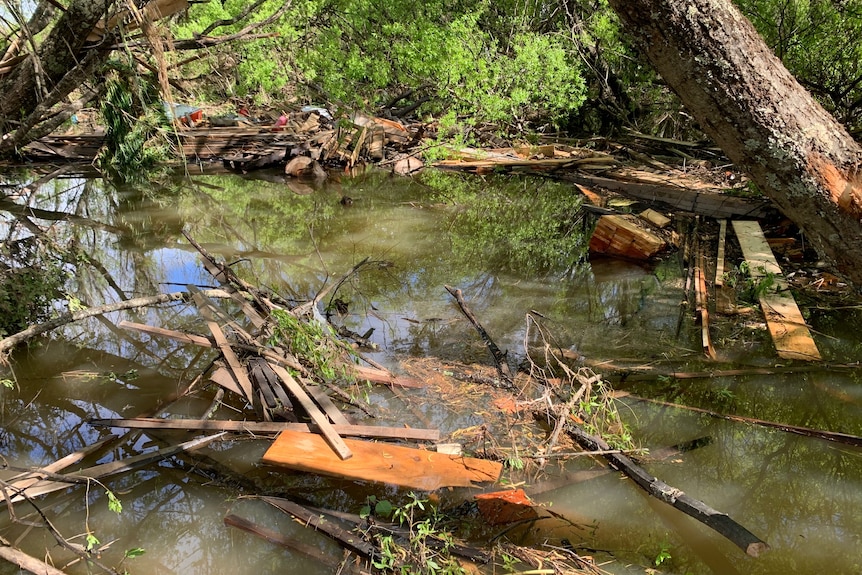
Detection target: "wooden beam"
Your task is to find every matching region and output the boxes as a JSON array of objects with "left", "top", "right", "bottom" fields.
[
  {"left": 731, "top": 221, "right": 821, "bottom": 360},
  {"left": 90, "top": 418, "right": 441, "bottom": 442}
]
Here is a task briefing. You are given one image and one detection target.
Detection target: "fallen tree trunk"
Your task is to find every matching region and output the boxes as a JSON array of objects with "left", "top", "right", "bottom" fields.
[
  {"left": 566, "top": 424, "right": 768, "bottom": 557},
  {"left": 607, "top": 0, "right": 862, "bottom": 290}
]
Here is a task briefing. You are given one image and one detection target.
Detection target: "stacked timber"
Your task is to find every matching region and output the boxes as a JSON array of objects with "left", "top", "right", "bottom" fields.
[{"left": 589, "top": 214, "right": 668, "bottom": 260}]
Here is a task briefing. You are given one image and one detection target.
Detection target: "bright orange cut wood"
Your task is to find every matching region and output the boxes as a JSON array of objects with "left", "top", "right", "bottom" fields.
[{"left": 262, "top": 430, "right": 502, "bottom": 491}]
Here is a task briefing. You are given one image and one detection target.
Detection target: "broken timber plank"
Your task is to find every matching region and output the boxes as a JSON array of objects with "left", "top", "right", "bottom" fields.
[
  {"left": 589, "top": 214, "right": 667, "bottom": 260},
  {"left": 695, "top": 251, "right": 717, "bottom": 359},
  {"left": 191, "top": 288, "right": 257, "bottom": 402},
  {"left": 266, "top": 362, "right": 353, "bottom": 460},
  {"left": 731, "top": 221, "right": 821, "bottom": 361},
  {"left": 89, "top": 418, "right": 441, "bottom": 441},
  {"left": 262, "top": 430, "right": 502, "bottom": 490}
]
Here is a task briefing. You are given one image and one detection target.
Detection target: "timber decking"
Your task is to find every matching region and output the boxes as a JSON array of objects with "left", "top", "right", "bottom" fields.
[{"left": 731, "top": 220, "right": 821, "bottom": 361}]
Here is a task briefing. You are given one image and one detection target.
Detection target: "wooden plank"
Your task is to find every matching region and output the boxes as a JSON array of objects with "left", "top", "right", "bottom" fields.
[
  {"left": 208, "top": 364, "right": 245, "bottom": 397},
  {"left": 731, "top": 221, "right": 821, "bottom": 360},
  {"left": 191, "top": 289, "right": 257, "bottom": 402},
  {"left": 715, "top": 219, "right": 727, "bottom": 285},
  {"left": 566, "top": 172, "right": 773, "bottom": 218},
  {"left": 262, "top": 430, "right": 501, "bottom": 490},
  {"left": 304, "top": 382, "right": 352, "bottom": 425},
  {"left": 1, "top": 434, "right": 118, "bottom": 495},
  {"left": 119, "top": 320, "right": 214, "bottom": 348},
  {"left": 90, "top": 418, "right": 441, "bottom": 441},
  {"left": 352, "top": 364, "right": 424, "bottom": 388},
  {"left": 267, "top": 362, "right": 353, "bottom": 460},
  {"left": 2, "top": 433, "right": 226, "bottom": 503}
]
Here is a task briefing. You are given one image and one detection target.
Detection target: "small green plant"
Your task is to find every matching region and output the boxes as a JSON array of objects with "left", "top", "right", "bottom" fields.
[
  {"left": 363, "top": 493, "right": 467, "bottom": 575},
  {"left": 0, "top": 379, "right": 15, "bottom": 390},
  {"left": 654, "top": 542, "right": 672, "bottom": 566},
  {"left": 268, "top": 309, "right": 356, "bottom": 382},
  {"left": 578, "top": 378, "right": 636, "bottom": 452}
]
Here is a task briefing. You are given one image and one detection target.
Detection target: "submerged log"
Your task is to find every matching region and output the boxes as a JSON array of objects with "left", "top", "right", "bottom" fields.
[{"left": 566, "top": 425, "right": 768, "bottom": 557}]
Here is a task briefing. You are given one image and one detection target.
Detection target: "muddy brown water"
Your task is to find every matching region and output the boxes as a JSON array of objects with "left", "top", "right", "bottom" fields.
[{"left": 1, "top": 168, "right": 861, "bottom": 574}]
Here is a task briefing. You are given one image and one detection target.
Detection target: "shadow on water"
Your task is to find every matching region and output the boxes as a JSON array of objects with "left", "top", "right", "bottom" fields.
[{"left": 1, "top": 167, "right": 861, "bottom": 574}]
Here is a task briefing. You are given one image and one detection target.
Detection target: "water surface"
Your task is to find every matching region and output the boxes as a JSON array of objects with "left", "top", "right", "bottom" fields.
[{"left": 0, "top": 168, "right": 860, "bottom": 574}]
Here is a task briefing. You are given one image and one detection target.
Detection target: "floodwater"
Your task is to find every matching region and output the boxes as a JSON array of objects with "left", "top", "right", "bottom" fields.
[{"left": 1, "top": 167, "right": 861, "bottom": 574}]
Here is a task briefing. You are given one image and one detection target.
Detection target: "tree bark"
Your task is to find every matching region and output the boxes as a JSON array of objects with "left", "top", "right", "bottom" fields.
[
  {"left": 0, "top": 0, "right": 116, "bottom": 154},
  {"left": 607, "top": 0, "right": 862, "bottom": 289}
]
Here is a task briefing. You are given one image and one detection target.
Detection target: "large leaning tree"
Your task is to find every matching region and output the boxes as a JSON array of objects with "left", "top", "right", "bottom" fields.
[{"left": 607, "top": 0, "right": 862, "bottom": 289}]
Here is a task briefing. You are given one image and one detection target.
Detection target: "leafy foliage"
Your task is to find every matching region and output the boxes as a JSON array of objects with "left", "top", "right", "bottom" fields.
[
  {"left": 736, "top": 0, "right": 862, "bottom": 134},
  {"left": 98, "top": 61, "right": 170, "bottom": 181},
  {"left": 0, "top": 239, "right": 66, "bottom": 338}
]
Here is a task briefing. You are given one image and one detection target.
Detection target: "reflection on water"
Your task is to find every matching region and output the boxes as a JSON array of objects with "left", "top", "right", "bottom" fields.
[{"left": 0, "top": 168, "right": 861, "bottom": 574}]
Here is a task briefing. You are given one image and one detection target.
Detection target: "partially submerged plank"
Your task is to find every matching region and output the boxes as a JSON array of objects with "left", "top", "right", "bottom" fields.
[
  {"left": 90, "top": 418, "right": 441, "bottom": 442},
  {"left": 731, "top": 221, "right": 821, "bottom": 360},
  {"left": 616, "top": 392, "right": 862, "bottom": 447},
  {"left": 1, "top": 434, "right": 119, "bottom": 496},
  {"left": 352, "top": 364, "right": 424, "bottom": 388},
  {"left": 119, "top": 320, "right": 213, "bottom": 348},
  {"left": 224, "top": 514, "right": 349, "bottom": 570},
  {"left": 261, "top": 496, "right": 379, "bottom": 559},
  {"left": 267, "top": 362, "right": 353, "bottom": 460},
  {"left": 2, "top": 433, "right": 226, "bottom": 503},
  {"left": 262, "top": 429, "right": 502, "bottom": 490}
]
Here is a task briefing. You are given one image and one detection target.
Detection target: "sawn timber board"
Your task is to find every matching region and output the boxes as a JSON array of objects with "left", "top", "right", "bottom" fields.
[{"left": 262, "top": 430, "right": 502, "bottom": 491}]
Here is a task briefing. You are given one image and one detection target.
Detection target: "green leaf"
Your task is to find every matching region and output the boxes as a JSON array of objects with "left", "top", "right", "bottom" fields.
[
  {"left": 125, "top": 547, "right": 146, "bottom": 558},
  {"left": 107, "top": 490, "right": 123, "bottom": 514}
]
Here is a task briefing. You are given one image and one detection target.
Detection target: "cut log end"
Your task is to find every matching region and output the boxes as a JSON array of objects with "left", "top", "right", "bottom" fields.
[{"left": 746, "top": 541, "right": 770, "bottom": 558}]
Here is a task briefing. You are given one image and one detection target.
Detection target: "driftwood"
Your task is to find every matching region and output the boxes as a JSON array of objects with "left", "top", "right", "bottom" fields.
[
  {"left": 0, "top": 543, "right": 69, "bottom": 575},
  {"left": 566, "top": 424, "right": 768, "bottom": 557},
  {"left": 444, "top": 285, "right": 513, "bottom": 386},
  {"left": 0, "top": 289, "right": 232, "bottom": 362},
  {"left": 224, "top": 514, "right": 369, "bottom": 573},
  {"left": 261, "top": 496, "right": 379, "bottom": 559}
]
